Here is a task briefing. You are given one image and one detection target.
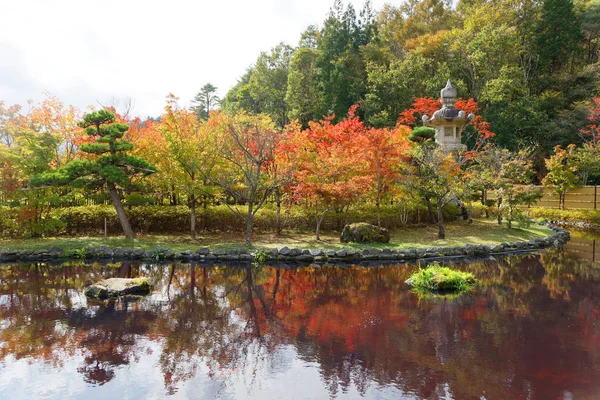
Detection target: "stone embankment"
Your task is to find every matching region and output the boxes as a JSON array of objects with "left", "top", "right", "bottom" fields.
[
  {"left": 0, "top": 224, "right": 571, "bottom": 264},
  {"left": 546, "top": 219, "right": 600, "bottom": 230}
]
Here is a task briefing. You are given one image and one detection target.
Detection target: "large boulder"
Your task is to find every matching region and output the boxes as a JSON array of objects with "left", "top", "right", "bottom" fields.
[
  {"left": 85, "top": 278, "right": 151, "bottom": 299},
  {"left": 340, "top": 223, "right": 391, "bottom": 243}
]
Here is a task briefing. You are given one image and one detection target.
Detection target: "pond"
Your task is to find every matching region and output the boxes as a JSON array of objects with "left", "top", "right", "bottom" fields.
[{"left": 1, "top": 235, "right": 600, "bottom": 399}]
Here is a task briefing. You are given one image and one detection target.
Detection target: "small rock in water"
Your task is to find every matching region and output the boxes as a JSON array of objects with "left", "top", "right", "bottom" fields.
[{"left": 85, "top": 278, "right": 151, "bottom": 299}]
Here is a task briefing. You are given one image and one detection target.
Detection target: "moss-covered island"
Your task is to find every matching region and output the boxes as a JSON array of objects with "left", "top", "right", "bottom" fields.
[{"left": 406, "top": 263, "right": 477, "bottom": 293}]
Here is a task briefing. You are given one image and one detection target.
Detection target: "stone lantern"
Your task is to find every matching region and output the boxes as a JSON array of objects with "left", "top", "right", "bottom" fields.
[{"left": 422, "top": 80, "right": 474, "bottom": 152}]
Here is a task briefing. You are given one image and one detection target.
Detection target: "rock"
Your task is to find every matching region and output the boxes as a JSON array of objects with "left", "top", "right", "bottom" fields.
[
  {"left": 340, "top": 223, "right": 391, "bottom": 243},
  {"left": 489, "top": 244, "right": 504, "bottom": 253},
  {"left": 287, "top": 248, "right": 302, "bottom": 257},
  {"left": 463, "top": 244, "right": 476, "bottom": 256},
  {"left": 143, "top": 250, "right": 154, "bottom": 259},
  {"left": 163, "top": 250, "right": 176, "bottom": 259},
  {"left": 268, "top": 248, "right": 279, "bottom": 259},
  {"left": 132, "top": 249, "right": 145, "bottom": 259},
  {"left": 85, "top": 277, "right": 151, "bottom": 299},
  {"left": 121, "top": 248, "right": 134, "bottom": 257},
  {"left": 335, "top": 249, "right": 350, "bottom": 257},
  {"left": 280, "top": 247, "right": 301, "bottom": 258},
  {"left": 240, "top": 254, "right": 254, "bottom": 261},
  {"left": 310, "top": 249, "right": 324, "bottom": 257},
  {"left": 297, "top": 253, "right": 314, "bottom": 261},
  {"left": 113, "top": 248, "right": 126, "bottom": 258},
  {"left": 361, "top": 248, "right": 381, "bottom": 260},
  {"left": 196, "top": 247, "right": 210, "bottom": 256},
  {"left": 380, "top": 249, "right": 395, "bottom": 260}
]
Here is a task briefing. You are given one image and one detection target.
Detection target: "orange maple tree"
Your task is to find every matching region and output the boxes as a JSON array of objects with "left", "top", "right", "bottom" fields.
[
  {"left": 364, "top": 125, "right": 411, "bottom": 226},
  {"left": 290, "top": 105, "right": 373, "bottom": 239}
]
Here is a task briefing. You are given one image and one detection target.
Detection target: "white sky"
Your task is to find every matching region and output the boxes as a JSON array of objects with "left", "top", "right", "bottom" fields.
[{"left": 0, "top": 0, "right": 393, "bottom": 118}]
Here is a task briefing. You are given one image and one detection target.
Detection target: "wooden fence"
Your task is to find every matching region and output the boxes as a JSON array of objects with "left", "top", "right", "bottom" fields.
[{"left": 489, "top": 186, "right": 600, "bottom": 210}]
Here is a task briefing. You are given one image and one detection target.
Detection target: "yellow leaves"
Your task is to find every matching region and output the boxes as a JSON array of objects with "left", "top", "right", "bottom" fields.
[{"left": 404, "top": 30, "right": 450, "bottom": 55}]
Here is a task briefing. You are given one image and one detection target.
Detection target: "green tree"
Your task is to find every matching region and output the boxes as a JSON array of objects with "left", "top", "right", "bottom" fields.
[
  {"left": 222, "top": 44, "right": 293, "bottom": 128},
  {"left": 316, "top": 0, "right": 377, "bottom": 120},
  {"left": 404, "top": 145, "right": 469, "bottom": 239},
  {"left": 190, "top": 83, "right": 220, "bottom": 121},
  {"left": 30, "top": 110, "right": 156, "bottom": 238},
  {"left": 581, "top": 0, "right": 600, "bottom": 63},
  {"left": 161, "top": 94, "right": 208, "bottom": 238},
  {"left": 536, "top": 0, "right": 583, "bottom": 73},
  {"left": 572, "top": 143, "right": 600, "bottom": 185},
  {"left": 542, "top": 144, "right": 580, "bottom": 210},
  {"left": 285, "top": 47, "right": 323, "bottom": 127},
  {"left": 494, "top": 148, "right": 541, "bottom": 228}
]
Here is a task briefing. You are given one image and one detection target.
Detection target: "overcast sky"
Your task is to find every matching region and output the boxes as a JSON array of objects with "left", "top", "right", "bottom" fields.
[{"left": 0, "top": 0, "right": 393, "bottom": 118}]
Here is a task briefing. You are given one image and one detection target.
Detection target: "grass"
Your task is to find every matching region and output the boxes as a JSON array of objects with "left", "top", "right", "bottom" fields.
[
  {"left": 0, "top": 219, "right": 553, "bottom": 253},
  {"left": 406, "top": 262, "right": 477, "bottom": 292}
]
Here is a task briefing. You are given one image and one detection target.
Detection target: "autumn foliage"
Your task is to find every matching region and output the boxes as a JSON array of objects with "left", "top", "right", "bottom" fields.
[
  {"left": 397, "top": 97, "right": 494, "bottom": 145},
  {"left": 288, "top": 105, "right": 410, "bottom": 237}
]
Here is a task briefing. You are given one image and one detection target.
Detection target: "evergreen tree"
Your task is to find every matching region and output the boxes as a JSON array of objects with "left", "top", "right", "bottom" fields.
[
  {"left": 536, "top": 0, "right": 583, "bottom": 73},
  {"left": 286, "top": 47, "right": 323, "bottom": 127},
  {"left": 30, "top": 110, "right": 156, "bottom": 238},
  {"left": 191, "top": 83, "right": 220, "bottom": 121}
]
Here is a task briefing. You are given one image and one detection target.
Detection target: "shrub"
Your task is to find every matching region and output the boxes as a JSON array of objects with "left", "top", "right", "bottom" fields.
[
  {"left": 526, "top": 207, "right": 600, "bottom": 225},
  {"left": 466, "top": 202, "right": 490, "bottom": 219},
  {"left": 406, "top": 263, "right": 477, "bottom": 292},
  {"left": 0, "top": 201, "right": 469, "bottom": 237},
  {"left": 124, "top": 193, "right": 156, "bottom": 206},
  {"left": 0, "top": 206, "right": 20, "bottom": 236}
]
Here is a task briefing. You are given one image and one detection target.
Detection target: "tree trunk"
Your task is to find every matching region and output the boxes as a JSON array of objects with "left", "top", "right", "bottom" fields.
[
  {"left": 497, "top": 197, "right": 503, "bottom": 225},
  {"left": 171, "top": 184, "right": 177, "bottom": 206},
  {"left": 437, "top": 203, "right": 445, "bottom": 239},
  {"left": 275, "top": 189, "right": 282, "bottom": 235},
  {"left": 315, "top": 208, "right": 330, "bottom": 241},
  {"left": 425, "top": 196, "right": 436, "bottom": 224},
  {"left": 376, "top": 198, "right": 381, "bottom": 228},
  {"left": 190, "top": 193, "right": 196, "bottom": 239},
  {"left": 245, "top": 202, "right": 254, "bottom": 246},
  {"left": 561, "top": 193, "right": 565, "bottom": 211},
  {"left": 483, "top": 189, "right": 489, "bottom": 218},
  {"left": 108, "top": 183, "right": 135, "bottom": 239},
  {"left": 460, "top": 202, "right": 469, "bottom": 221}
]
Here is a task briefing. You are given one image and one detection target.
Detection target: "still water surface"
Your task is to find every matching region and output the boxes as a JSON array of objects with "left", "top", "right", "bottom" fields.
[{"left": 1, "top": 237, "right": 600, "bottom": 399}]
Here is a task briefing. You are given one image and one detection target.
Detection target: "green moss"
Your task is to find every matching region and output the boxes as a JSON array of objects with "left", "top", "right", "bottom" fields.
[{"left": 406, "top": 263, "right": 477, "bottom": 293}]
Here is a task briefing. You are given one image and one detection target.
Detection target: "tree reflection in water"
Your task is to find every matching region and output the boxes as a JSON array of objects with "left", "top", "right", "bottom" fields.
[{"left": 1, "top": 248, "right": 600, "bottom": 398}]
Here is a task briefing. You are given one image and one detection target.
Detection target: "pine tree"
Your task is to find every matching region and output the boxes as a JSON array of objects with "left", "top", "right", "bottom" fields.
[
  {"left": 191, "top": 83, "right": 220, "bottom": 120},
  {"left": 30, "top": 110, "right": 156, "bottom": 238},
  {"left": 536, "top": 0, "right": 583, "bottom": 73}
]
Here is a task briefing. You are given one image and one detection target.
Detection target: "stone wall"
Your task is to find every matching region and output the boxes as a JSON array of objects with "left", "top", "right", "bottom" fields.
[{"left": 0, "top": 224, "right": 571, "bottom": 264}]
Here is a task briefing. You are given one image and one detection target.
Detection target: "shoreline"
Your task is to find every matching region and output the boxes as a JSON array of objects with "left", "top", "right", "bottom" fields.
[{"left": 0, "top": 224, "right": 571, "bottom": 264}]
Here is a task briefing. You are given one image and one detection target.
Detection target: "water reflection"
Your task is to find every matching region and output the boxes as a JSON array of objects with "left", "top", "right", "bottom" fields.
[{"left": 1, "top": 244, "right": 600, "bottom": 399}]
